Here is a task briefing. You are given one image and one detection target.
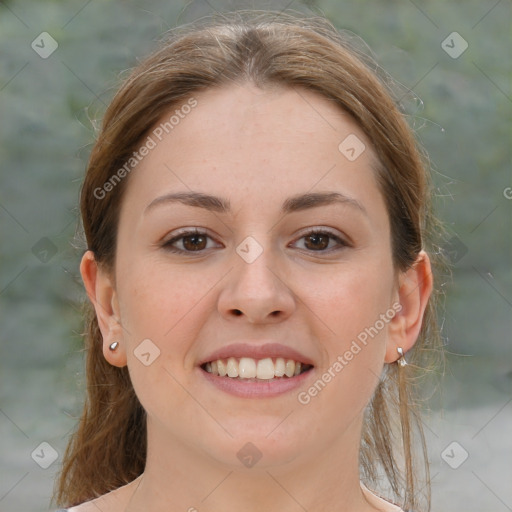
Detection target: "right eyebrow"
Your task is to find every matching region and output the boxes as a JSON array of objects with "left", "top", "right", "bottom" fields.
[{"left": 144, "top": 191, "right": 230, "bottom": 215}]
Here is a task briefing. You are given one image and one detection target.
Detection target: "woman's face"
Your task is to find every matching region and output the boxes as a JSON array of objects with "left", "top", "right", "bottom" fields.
[{"left": 97, "top": 83, "right": 407, "bottom": 469}]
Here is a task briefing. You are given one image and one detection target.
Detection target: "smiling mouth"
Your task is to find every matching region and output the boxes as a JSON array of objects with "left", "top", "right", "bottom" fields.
[{"left": 201, "top": 357, "right": 313, "bottom": 380}]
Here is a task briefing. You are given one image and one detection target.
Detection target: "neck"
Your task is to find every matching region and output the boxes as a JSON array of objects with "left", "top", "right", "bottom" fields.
[{"left": 125, "top": 419, "right": 378, "bottom": 512}]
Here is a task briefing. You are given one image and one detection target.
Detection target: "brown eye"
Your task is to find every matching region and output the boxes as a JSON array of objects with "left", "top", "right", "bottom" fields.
[
  {"left": 181, "top": 233, "right": 207, "bottom": 251},
  {"left": 304, "top": 232, "right": 330, "bottom": 251},
  {"left": 292, "top": 229, "right": 348, "bottom": 253},
  {"left": 162, "top": 229, "right": 218, "bottom": 253}
]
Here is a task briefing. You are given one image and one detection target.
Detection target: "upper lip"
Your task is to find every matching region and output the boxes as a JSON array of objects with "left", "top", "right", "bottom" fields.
[{"left": 198, "top": 343, "right": 315, "bottom": 367}]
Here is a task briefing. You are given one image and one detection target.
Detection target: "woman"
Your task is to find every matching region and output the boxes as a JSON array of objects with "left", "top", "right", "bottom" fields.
[{"left": 55, "top": 10, "right": 443, "bottom": 512}]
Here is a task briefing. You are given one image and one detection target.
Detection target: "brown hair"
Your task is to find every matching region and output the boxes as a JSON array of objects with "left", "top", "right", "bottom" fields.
[{"left": 56, "top": 10, "right": 445, "bottom": 511}]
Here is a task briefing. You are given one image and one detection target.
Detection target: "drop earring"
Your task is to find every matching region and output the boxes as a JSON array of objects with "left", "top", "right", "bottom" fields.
[
  {"left": 109, "top": 341, "right": 119, "bottom": 351},
  {"left": 396, "top": 346, "right": 413, "bottom": 508},
  {"left": 397, "top": 347, "right": 407, "bottom": 367}
]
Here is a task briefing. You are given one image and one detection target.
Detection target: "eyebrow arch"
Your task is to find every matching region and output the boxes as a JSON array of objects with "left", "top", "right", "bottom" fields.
[{"left": 144, "top": 191, "right": 367, "bottom": 216}]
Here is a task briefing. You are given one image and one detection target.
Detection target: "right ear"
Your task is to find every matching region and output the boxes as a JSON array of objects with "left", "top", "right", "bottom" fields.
[{"left": 80, "top": 250, "right": 127, "bottom": 367}]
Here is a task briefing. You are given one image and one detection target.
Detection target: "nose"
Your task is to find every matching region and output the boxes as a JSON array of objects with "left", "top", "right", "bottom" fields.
[{"left": 217, "top": 241, "right": 296, "bottom": 324}]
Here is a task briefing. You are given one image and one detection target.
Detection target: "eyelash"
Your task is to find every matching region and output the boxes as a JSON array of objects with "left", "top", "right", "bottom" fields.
[{"left": 161, "top": 228, "right": 349, "bottom": 254}]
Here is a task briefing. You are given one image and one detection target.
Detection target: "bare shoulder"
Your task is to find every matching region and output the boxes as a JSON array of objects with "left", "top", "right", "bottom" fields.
[
  {"left": 67, "top": 501, "right": 103, "bottom": 512},
  {"left": 66, "top": 476, "right": 141, "bottom": 512},
  {"left": 360, "top": 482, "right": 405, "bottom": 511},
  {"left": 67, "top": 496, "right": 119, "bottom": 512}
]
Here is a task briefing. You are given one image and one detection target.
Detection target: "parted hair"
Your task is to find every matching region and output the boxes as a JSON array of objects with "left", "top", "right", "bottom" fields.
[{"left": 55, "top": 10, "right": 445, "bottom": 511}]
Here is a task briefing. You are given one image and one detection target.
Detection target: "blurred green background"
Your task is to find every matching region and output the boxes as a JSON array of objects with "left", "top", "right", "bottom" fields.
[{"left": 0, "top": 0, "right": 510, "bottom": 510}]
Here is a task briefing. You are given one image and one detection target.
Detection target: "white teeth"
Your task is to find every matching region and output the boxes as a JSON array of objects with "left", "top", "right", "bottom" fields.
[
  {"left": 226, "top": 357, "right": 239, "bottom": 378},
  {"left": 256, "top": 358, "right": 275, "bottom": 380},
  {"left": 274, "top": 357, "right": 285, "bottom": 377},
  {"left": 285, "top": 359, "right": 295, "bottom": 377},
  {"left": 239, "top": 357, "right": 257, "bottom": 378},
  {"left": 217, "top": 359, "right": 227, "bottom": 377},
  {"left": 203, "top": 356, "right": 310, "bottom": 379}
]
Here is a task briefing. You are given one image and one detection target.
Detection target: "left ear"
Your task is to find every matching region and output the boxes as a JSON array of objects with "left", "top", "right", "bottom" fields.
[{"left": 385, "top": 250, "right": 433, "bottom": 363}]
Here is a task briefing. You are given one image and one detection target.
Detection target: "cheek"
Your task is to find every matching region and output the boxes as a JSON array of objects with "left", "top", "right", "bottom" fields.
[
  {"left": 116, "top": 258, "right": 213, "bottom": 341},
  {"left": 294, "top": 256, "right": 394, "bottom": 406},
  {"left": 116, "top": 261, "right": 216, "bottom": 420},
  {"left": 297, "top": 258, "right": 394, "bottom": 350},
  {"left": 289, "top": 262, "right": 395, "bottom": 459},
  {"left": 115, "top": 256, "right": 227, "bottom": 394}
]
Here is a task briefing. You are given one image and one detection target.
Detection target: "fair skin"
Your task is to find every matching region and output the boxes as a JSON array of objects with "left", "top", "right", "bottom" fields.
[{"left": 77, "top": 83, "right": 432, "bottom": 512}]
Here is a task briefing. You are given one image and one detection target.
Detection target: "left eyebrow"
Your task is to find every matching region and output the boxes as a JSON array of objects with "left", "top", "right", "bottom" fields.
[
  {"left": 281, "top": 191, "right": 367, "bottom": 217},
  {"left": 144, "top": 191, "right": 368, "bottom": 217}
]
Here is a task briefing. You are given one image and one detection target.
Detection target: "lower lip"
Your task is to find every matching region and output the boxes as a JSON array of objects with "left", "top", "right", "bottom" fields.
[{"left": 198, "top": 367, "right": 314, "bottom": 398}]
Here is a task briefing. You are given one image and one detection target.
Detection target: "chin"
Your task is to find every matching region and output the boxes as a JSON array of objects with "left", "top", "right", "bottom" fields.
[{"left": 200, "top": 419, "right": 307, "bottom": 470}]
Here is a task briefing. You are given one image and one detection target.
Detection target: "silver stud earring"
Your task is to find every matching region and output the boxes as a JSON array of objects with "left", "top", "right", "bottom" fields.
[
  {"left": 397, "top": 347, "right": 407, "bottom": 367},
  {"left": 109, "top": 341, "right": 119, "bottom": 351}
]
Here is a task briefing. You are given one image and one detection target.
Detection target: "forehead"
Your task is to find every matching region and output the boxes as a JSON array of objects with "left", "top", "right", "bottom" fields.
[{"left": 119, "top": 83, "right": 387, "bottom": 222}]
